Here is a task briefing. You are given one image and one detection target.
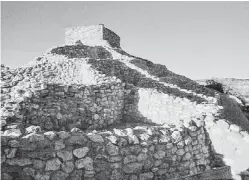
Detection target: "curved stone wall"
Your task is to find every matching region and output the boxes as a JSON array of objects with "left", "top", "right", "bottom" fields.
[{"left": 1, "top": 123, "right": 213, "bottom": 180}]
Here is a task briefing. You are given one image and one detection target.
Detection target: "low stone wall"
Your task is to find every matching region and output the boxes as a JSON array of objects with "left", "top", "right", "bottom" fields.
[{"left": 1, "top": 123, "right": 213, "bottom": 180}]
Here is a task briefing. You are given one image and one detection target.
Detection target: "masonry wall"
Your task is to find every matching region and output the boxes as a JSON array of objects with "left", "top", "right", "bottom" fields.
[
  {"left": 0, "top": 51, "right": 232, "bottom": 180},
  {"left": 136, "top": 88, "right": 219, "bottom": 126},
  {"left": 65, "top": 25, "right": 121, "bottom": 48},
  {"left": 1, "top": 78, "right": 217, "bottom": 180},
  {"left": 1, "top": 124, "right": 213, "bottom": 180},
  {"left": 103, "top": 27, "right": 120, "bottom": 48},
  {"left": 123, "top": 84, "right": 141, "bottom": 123},
  {"left": 24, "top": 82, "right": 131, "bottom": 131},
  {"left": 65, "top": 25, "right": 103, "bottom": 45}
]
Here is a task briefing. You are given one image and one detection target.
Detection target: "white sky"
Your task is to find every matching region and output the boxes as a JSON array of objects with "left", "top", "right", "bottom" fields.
[{"left": 1, "top": 2, "right": 249, "bottom": 79}]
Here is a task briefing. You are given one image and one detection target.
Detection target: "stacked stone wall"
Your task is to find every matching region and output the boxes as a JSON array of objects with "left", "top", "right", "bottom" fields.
[
  {"left": 1, "top": 31, "right": 237, "bottom": 180},
  {"left": 123, "top": 84, "right": 141, "bottom": 123},
  {"left": 1, "top": 124, "right": 213, "bottom": 180},
  {"left": 114, "top": 49, "right": 216, "bottom": 98},
  {"left": 1, "top": 79, "right": 141, "bottom": 136},
  {"left": 137, "top": 88, "right": 219, "bottom": 126},
  {"left": 65, "top": 25, "right": 120, "bottom": 48},
  {"left": 65, "top": 25, "right": 103, "bottom": 45},
  {"left": 103, "top": 27, "right": 120, "bottom": 48},
  {"left": 86, "top": 59, "right": 207, "bottom": 104},
  {"left": 23, "top": 82, "right": 127, "bottom": 131}
]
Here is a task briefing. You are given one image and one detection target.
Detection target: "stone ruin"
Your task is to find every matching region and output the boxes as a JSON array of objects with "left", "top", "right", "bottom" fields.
[
  {"left": 1, "top": 24, "right": 249, "bottom": 180},
  {"left": 65, "top": 24, "right": 120, "bottom": 48}
]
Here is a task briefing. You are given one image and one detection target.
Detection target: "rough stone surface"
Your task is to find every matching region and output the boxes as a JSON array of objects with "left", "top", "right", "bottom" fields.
[
  {"left": 154, "top": 150, "right": 166, "bottom": 159},
  {"left": 124, "top": 155, "right": 137, "bottom": 164},
  {"left": 110, "top": 169, "right": 122, "bottom": 180},
  {"left": 123, "top": 162, "right": 143, "bottom": 174},
  {"left": 87, "top": 133, "right": 104, "bottom": 143},
  {"left": 6, "top": 158, "right": 32, "bottom": 166},
  {"left": 139, "top": 172, "right": 154, "bottom": 180},
  {"left": 33, "top": 159, "right": 46, "bottom": 169},
  {"left": 75, "top": 157, "right": 93, "bottom": 170},
  {"left": 73, "top": 147, "right": 89, "bottom": 158},
  {"left": 1, "top": 173, "right": 13, "bottom": 180},
  {"left": 1, "top": 24, "right": 240, "bottom": 180},
  {"left": 55, "top": 140, "right": 65, "bottom": 150},
  {"left": 35, "top": 173, "right": 50, "bottom": 180},
  {"left": 57, "top": 150, "right": 73, "bottom": 161},
  {"left": 51, "top": 171, "right": 68, "bottom": 180},
  {"left": 106, "top": 143, "right": 119, "bottom": 156},
  {"left": 45, "top": 158, "right": 61, "bottom": 171},
  {"left": 61, "top": 161, "right": 74, "bottom": 173}
]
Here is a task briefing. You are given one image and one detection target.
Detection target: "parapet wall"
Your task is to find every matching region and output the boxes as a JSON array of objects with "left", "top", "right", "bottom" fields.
[
  {"left": 65, "top": 24, "right": 120, "bottom": 48},
  {"left": 1, "top": 124, "right": 213, "bottom": 180}
]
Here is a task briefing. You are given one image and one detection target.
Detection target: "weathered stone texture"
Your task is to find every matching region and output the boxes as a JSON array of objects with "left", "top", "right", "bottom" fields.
[
  {"left": 1, "top": 124, "right": 213, "bottom": 180},
  {"left": 65, "top": 24, "right": 120, "bottom": 48},
  {"left": 1, "top": 25, "right": 239, "bottom": 180}
]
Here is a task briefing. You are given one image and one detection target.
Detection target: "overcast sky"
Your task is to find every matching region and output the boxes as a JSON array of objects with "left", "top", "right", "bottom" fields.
[{"left": 1, "top": 2, "right": 249, "bottom": 79}]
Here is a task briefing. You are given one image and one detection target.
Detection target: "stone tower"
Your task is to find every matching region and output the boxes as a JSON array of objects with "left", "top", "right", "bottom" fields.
[{"left": 65, "top": 24, "right": 120, "bottom": 48}]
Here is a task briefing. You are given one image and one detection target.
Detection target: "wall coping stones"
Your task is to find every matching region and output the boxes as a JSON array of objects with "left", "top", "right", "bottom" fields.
[
  {"left": 87, "top": 133, "right": 104, "bottom": 143},
  {"left": 73, "top": 147, "right": 89, "bottom": 158}
]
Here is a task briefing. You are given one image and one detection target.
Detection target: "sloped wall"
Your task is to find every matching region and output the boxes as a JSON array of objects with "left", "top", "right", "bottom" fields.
[{"left": 137, "top": 88, "right": 219, "bottom": 126}]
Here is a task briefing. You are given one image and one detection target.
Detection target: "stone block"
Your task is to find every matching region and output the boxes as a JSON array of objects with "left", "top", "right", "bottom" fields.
[
  {"left": 57, "top": 150, "right": 73, "bottom": 161},
  {"left": 45, "top": 158, "right": 61, "bottom": 171},
  {"left": 123, "top": 162, "right": 143, "bottom": 174}
]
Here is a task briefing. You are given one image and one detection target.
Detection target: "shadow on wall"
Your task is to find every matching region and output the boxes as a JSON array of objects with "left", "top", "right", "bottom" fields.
[
  {"left": 16, "top": 82, "right": 157, "bottom": 132},
  {"left": 205, "top": 80, "right": 224, "bottom": 93},
  {"left": 51, "top": 45, "right": 113, "bottom": 60},
  {"left": 204, "top": 79, "right": 249, "bottom": 124},
  {"left": 87, "top": 59, "right": 207, "bottom": 104},
  {"left": 218, "top": 94, "right": 249, "bottom": 132},
  {"left": 17, "top": 82, "right": 127, "bottom": 132},
  {"left": 114, "top": 48, "right": 216, "bottom": 98}
]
